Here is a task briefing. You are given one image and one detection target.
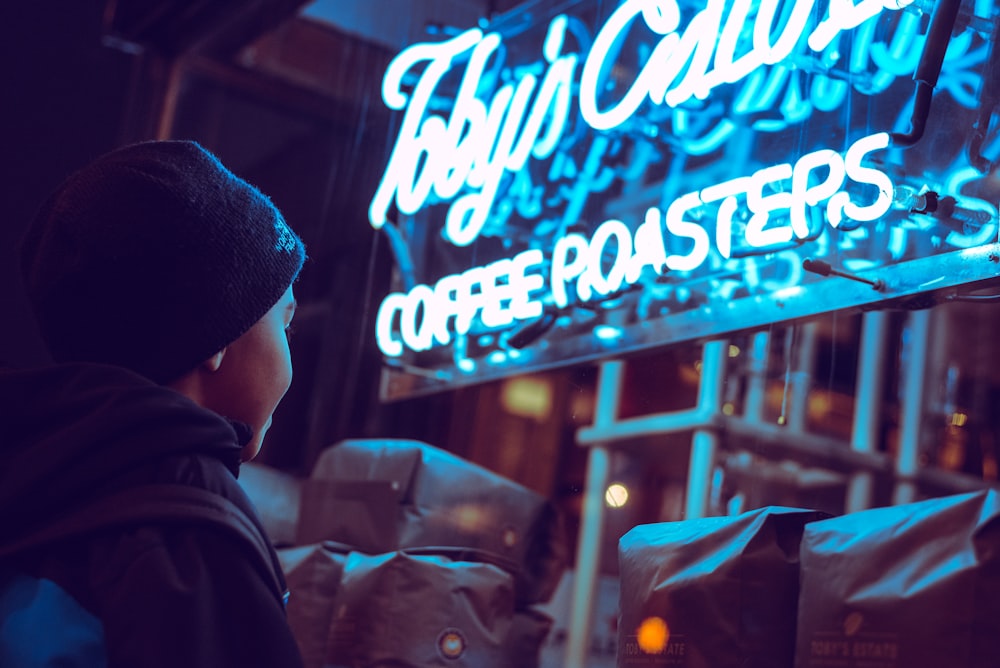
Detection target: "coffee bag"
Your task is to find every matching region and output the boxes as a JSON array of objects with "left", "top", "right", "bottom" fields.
[
  {"left": 795, "top": 489, "right": 1000, "bottom": 668},
  {"left": 619, "top": 507, "right": 826, "bottom": 667}
]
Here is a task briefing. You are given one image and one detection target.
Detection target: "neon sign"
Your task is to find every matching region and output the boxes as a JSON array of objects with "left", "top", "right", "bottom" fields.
[
  {"left": 368, "top": 0, "right": 915, "bottom": 248},
  {"left": 376, "top": 132, "right": 893, "bottom": 357},
  {"left": 578, "top": 0, "right": 913, "bottom": 130},
  {"left": 368, "top": 0, "right": 1000, "bottom": 395}
]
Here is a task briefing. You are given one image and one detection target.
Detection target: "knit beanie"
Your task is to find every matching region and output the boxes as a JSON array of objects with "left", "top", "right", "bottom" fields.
[{"left": 20, "top": 140, "right": 306, "bottom": 384}]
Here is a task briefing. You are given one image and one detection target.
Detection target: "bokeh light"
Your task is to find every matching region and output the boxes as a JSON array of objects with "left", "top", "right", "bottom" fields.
[
  {"left": 605, "top": 483, "right": 629, "bottom": 508},
  {"left": 637, "top": 616, "right": 669, "bottom": 654}
]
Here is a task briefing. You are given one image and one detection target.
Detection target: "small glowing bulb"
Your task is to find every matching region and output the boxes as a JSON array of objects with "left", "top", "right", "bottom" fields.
[
  {"left": 637, "top": 616, "right": 669, "bottom": 654},
  {"left": 605, "top": 483, "right": 629, "bottom": 508},
  {"left": 594, "top": 325, "right": 623, "bottom": 341},
  {"left": 487, "top": 350, "right": 507, "bottom": 365}
]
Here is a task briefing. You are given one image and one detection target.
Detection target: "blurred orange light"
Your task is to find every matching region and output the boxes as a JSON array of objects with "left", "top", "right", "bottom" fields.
[
  {"left": 501, "top": 376, "right": 553, "bottom": 420},
  {"left": 452, "top": 503, "right": 488, "bottom": 532},
  {"left": 637, "top": 616, "right": 669, "bottom": 654}
]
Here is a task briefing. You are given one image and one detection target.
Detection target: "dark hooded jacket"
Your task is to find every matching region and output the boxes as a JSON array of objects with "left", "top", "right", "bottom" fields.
[{"left": 0, "top": 363, "right": 304, "bottom": 668}]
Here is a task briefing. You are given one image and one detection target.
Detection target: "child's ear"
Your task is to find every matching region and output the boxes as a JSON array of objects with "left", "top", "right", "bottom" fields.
[{"left": 202, "top": 348, "right": 227, "bottom": 372}]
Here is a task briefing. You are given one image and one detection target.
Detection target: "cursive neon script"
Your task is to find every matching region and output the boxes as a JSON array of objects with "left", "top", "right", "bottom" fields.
[
  {"left": 370, "top": 0, "right": 914, "bottom": 248},
  {"left": 368, "top": 17, "right": 577, "bottom": 247},
  {"left": 580, "top": 0, "right": 914, "bottom": 130}
]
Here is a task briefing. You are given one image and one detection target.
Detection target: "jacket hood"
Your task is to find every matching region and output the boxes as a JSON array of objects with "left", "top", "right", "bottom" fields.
[{"left": 0, "top": 363, "right": 246, "bottom": 539}]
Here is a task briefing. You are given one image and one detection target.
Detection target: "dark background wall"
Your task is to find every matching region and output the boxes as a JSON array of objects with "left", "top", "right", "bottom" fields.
[{"left": 2, "top": 1, "right": 134, "bottom": 370}]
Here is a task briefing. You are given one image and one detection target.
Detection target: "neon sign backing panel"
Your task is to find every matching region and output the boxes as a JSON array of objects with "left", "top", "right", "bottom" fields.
[{"left": 370, "top": 0, "right": 1000, "bottom": 400}]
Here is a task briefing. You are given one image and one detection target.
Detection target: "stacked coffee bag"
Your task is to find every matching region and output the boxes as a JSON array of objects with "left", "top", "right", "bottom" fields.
[
  {"left": 241, "top": 439, "right": 566, "bottom": 668},
  {"left": 618, "top": 507, "right": 827, "bottom": 668},
  {"left": 616, "top": 489, "right": 1000, "bottom": 668},
  {"left": 795, "top": 489, "right": 1000, "bottom": 668}
]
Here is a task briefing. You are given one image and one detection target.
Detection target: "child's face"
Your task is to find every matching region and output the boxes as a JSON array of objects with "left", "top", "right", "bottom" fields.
[{"left": 205, "top": 286, "right": 297, "bottom": 460}]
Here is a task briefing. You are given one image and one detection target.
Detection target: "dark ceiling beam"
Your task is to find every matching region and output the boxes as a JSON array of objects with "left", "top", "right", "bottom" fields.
[{"left": 103, "top": 0, "right": 313, "bottom": 58}]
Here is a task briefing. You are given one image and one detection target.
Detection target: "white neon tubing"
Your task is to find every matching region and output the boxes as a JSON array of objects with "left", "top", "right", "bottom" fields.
[
  {"left": 432, "top": 274, "right": 467, "bottom": 346},
  {"left": 745, "top": 163, "right": 795, "bottom": 247},
  {"left": 551, "top": 234, "right": 590, "bottom": 307},
  {"left": 701, "top": 176, "right": 753, "bottom": 259},
  {"left": 809, "top": 0, "right": 886, "bottom": 52},
  {"left": 480, "top": 258, "right": 515, "bottom": 328},
  {"left": 754, "top": 0, "right": 815, "bottom": 65},
  {"left": 399, "top": 284, "right": 436, "bottom": 352},
  {"left": 659, "top": 0, "right": 725, "bottom": 106},
  {"left": 665, "top": 191, "right": 710, "bottom": 271},
  {"left": 509, "top": 249, "right": 546, "bottom": 320},
  {"left": 508, "top": 53, "right": 577, "bottom": 169},
  {"left": 381, "top": 29, "right": 483, "bottom": 109},
  {"left": 375, "top": 293, "right": 408, "bottom": 357},
  {"left": 432, "top": 32, "right": 502, "bottom": 201},
  {"left": 370, "top": 29, "right": 483, "bottom": 229},
  {"left": 833, "top": 132, "right": 893, "bottom": 224},
  {"left": 580, "top": 0, "right": 677, "bottom": 131},
  {"left": 626, "top": 207, "right": 670, "bottom": 283},
  {"left": 790, "top": 149, "right": 846, "bottom": 239},
  {"left": 586, "top": 220, "right": 633, "bottom": 296},
  {"left": 711, "top": 0, "right": 764, "bottom": 85}
]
